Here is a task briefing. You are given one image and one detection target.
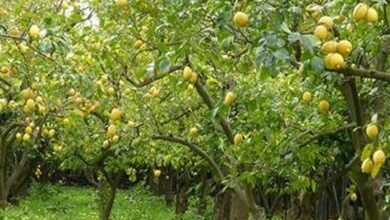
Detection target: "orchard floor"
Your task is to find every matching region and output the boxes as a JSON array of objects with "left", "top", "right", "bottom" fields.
[{"left": 0, "top": 183, "right": 205, "bottom": 220}]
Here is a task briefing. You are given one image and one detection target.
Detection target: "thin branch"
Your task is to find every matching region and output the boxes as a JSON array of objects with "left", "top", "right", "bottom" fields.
[
  {"left": 123, "top": 64, "right": 185, "bottom": 88},
  {"left": 152, "top": 134, "right": 225, "bottom": 180},
  {"left": 281, "top": 123, "right": 357, "bottom": 157}
]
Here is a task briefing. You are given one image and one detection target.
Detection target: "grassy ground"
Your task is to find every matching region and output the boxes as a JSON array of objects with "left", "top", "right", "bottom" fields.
[{"left": 0, "top": 183, "right": 179, "bottom": 220}]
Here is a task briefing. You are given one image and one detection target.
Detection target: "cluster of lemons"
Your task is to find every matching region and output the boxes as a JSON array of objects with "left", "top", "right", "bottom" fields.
[
  {"left": 313, "top": 16, "right": 352, "bottom": 70},
  {"left": 103, "top": 108, "right": 123, "bottom": 149},
  {"left": 303, "top": 4, "right": 380, "bottom": 113},
  {"left": 361, "top": 123, "right": 386, "bottom": 178},
  {"left": 313, "top": 3, "right": 378, "bottom": 70}
]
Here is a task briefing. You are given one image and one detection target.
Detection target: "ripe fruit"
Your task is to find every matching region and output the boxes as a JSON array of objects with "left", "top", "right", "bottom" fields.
[
  {"left": 107, "top": 87, "right": 115, "bottom": 95},
  {"left": 29, "top": 25, "right": 40, "bottom": 39},
  {"left": 366, "top": 124, "right": 378, "bottom": 140},
  {"left": 107, "top": 124, "right": 117, "bottom": 137},
  {"left": 9, "top": 27, "right": 20, "bottom": 36},
  {"left": 373, "top": 150, "right": 386, "bottom": 165},
  {"left": 233, "top": 11, "right": 249, "bottom": 27},
  {"left": 224, "top": 92, "right": 235, "bottom": 105},
  {"left": 318, "top": 100, "right": 330, "bottom": 113},
  {"left": 54, "top": 145, "right": 63, "bottom": 154},
  {"left": 154, "top": 169, "right": 161, "bottom": 177},
  {"left": 63, "top": 118, "right": 70, "bottom": 125},
  {"left": 103, "top": 140, "right": 109, "bottom": 148},
  {"left": 68, "top": 88, "right": 76, "bottom": 96},
  {"left": 36, "top": 96, "right": 43, "bottom": 103},
  {"left": 314, "top": 25, "right": 328, "bottom": 40},
  {"left": 23, "top": 133, "right": 31, "bottom": 142},
  {"left": 234, "top": 133, "right": 243, "bottom": 145},
  {"left": 21, "top": 88, "right": 34, "bottom": 100},
  {"left": 189, "top": 127, "right": 198, "bottom": 137},
  {"left": 330, "top": 53, "right": 344, "bottom": 69},
  {"left": 183, "top": 66, "right": 192, "bottom": 81},
  {"left": 110, "top": 108, "right": 122, "bottom": 121},
  {"left": 353, "top": 3, "right": 369, "bottom": 21},
  {"left": 318, "top": 16, "right": 333, "bottom": 29},
  {"left": 302, "top": 91, "right": 312, "bottom": 103},
  {"left": 337, "top": 40, "right": 352, "bottom": 57},
  {"left": 48, "top": 129, "right": 56, "bottom": 138},
  {"left": 25, "top": 126, "right": 33, "bottom": 135},
  {"left": 321, "top": 41, "right": 338, "bottom": 54},
  {"left": 366, "top": 8, "right": 378, "bottom": 23},
  {"left": 127, "top": 120, "right": 135, "bottom": 127},
  {"left": 149, "top": 86, "right": 159, "bottom": 97},
  {"left": 112, "top": 135, "right": 119, "bottom": 143},
  {"left": 38, "top": 105, "right": 47, "bottom": 114},
  {"left": 26, "top": 99, "right": 36, "bottom": 110},
  {"left": 0, "top": 66, "right": 8, "bottom": 74},
  {"left": 116, "top": 0, "right": 128, "bottom": 8},
  {"left": 16, "top": 133, "right": 22, "bottom": 140},
  {"left": 325, "top": 53, "right": 344, "bottom": 70},
  {"left": 189, "top": 72, "right": 198, "bottom": 84},
  {"left": 134, "top": 40, "right": 143, "bottom": 49},
  {"left": 350, "top": 193, "right": 357, "bottom": 202},
  {"left": 361, "top": 158, "right": 373, "bottom": 173}
]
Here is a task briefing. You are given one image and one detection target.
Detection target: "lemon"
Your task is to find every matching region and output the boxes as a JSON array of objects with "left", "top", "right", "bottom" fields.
[
  {"left": 318, "top": 16, "right": 333, "bottom": 29},
  {"left": 233, "top": 12, "right": 249, "bottom": 27},
  {"left": 224, "top": 92, "right": 235, "bottom": 105},
  {"left": 302, "top": 91, "right": 312, "bottom": 103},
  {"left": 373, "top": 150, "right": 385, "bottom": 165},
  {"left": 366, "top": 124, "right": 378, "bottom": 139},
  {"left": 353, "top": 3, "right": 369, "bottom": 21},
  {"left": 361, "top": 158, "right": 373, "bottom": 173},
  {"left": 318, "top": 100, "right": 330, "bottom": 113},
  {"left": 234, "top": 133, "right": 243, "bottom": 145},
  {"left": 337, "top": 40, "right": 353, "bottom": 57},
  {"left": 321, "top": 41, "right": 338, "bottom": 54},
  {"left": 366, "top": 8, "right": 378, "bottom": 23},
  {"left": 314, "top": 25, "right": 328, "bottom": 40}
]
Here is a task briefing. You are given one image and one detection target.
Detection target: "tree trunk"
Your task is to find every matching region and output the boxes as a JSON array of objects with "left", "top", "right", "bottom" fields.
[
  {"left": 230, "top": 191, "right": 249, "bottom": 220},
  {"left": 213, "top": 190, "right": 232, "bottom": 220},
  {"left": 164, "top": 166, "right": 174, "bottom": 207},
  {"left": 101, "top": 186, "right": 117, "bottom": 220},
  {"left": 198, "top": 174, "right": 212, "bottom": 215}
]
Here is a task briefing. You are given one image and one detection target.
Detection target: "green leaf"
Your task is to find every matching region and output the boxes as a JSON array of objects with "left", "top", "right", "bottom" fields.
[
  {"left": 288, "top": 32, "right": 300, "bottom": 43},
  {"left": 159, "top": 58, "right": 170, "bottom": 73},
  {"left": 300, "top": 35, "right": 320, "bottom": 54},
  {"left": 370, "top": 163, "right": 382, "bottom": 178},
  {"left": 361, "top": 144, "right": 374, "bottom": 161},
  {"left": 273, "top": 48, "right": 289, "bottom": 60},
  {"left": 310, "top": 56, "right": 324, "bottom": 74},
  {"left": 280, "top": 22, "right": 291, "bottom": 33}
]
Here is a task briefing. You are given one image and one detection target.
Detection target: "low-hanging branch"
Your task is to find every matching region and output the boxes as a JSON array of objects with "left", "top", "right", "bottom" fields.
[
  {"left": 152, "top": 134, "right": 225, "bottom": 180},
  {"left": 281, "top": 122, "right": 357, "bottom": 157}
]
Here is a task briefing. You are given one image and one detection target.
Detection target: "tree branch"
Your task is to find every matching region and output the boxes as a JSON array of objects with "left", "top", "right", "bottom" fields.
[
  {"left": 152, "top": 134, "right": 225, "bottom": 180},
  {"left": 122, "top": 64, "right": 185, "bottom": 88},
  {"left": 281, "top": 122, "right": 357, "bottom": 157},
  {"left": 336, "top": 67, "right": 390, "bottom": 82}
]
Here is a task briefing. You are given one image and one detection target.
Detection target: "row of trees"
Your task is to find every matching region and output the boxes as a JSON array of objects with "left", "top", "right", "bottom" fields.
[{"left": 0, "top": 0, "right": 389, "bottom": 219}]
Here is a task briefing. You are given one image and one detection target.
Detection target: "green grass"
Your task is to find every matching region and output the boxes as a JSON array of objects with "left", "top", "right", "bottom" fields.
[{"left": 0, "top": 183, "right": 177, "bottom": 220}]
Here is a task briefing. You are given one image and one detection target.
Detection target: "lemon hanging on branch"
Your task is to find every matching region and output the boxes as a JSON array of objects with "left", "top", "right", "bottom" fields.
[{"left": 233, "top": 11, "right": 249, "bottom": 27}]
